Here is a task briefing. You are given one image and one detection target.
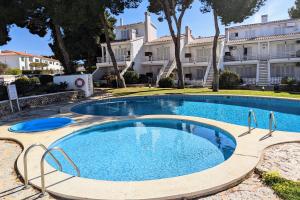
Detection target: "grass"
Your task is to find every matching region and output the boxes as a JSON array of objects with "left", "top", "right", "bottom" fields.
[
  {"left": 107, "top": 87, "right": 300, "bottom": 99},
  {"left": 262, "top": 172, "right": 300, "bottom": 200}
]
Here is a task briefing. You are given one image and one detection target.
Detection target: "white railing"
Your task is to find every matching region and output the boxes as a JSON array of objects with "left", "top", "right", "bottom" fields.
[
  {"left": 144, "top": 56, "right": 170, "bottom": 62},
  {"left": 242, "top": 78, "right": 257, "bottom": 85},
  {"left": 182, "top": 57, "right": 210, "bottom": 63},
  {"left": 97, "top": 55, "right": 131, "bottom": 64},
  {"left": 270, "top": 51, "right": 298, "bottom": 59},
  {"left": 224, "top": 55, "right": 258, "bottom": 62}
]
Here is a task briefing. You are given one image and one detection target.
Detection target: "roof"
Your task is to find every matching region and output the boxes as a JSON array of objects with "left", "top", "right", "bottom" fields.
[
  {"left": 116, "top": 21, "right": 157, "bottom": 30},
  {"left": 227, "top": 18, "right": 300, "bottom": 30},
  {"left": 227, "top": 32, "right": 300, "bottom": 45},
  {"left": 0, "top": 50, "right": 60, "bottom": 62},
  {"left": 187, "top": 36, "right": 225, "bottom": 46},
  {"left": 101, "top": 36, "right": 144, "bottom": 46},
  {"left": 145, "top": 35, "right": 185, "bottom": 45}
]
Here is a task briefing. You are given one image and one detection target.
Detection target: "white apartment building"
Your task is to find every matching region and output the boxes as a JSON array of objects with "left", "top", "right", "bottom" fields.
[
  {"left": 224, "top": 15, "right": 300, "bottom": 86},
  {"left": 0, "top": 50, "right": 63, "bottom": 73},
  {"left": 95, "top": 12, "right": 224, "bottom": 87}
]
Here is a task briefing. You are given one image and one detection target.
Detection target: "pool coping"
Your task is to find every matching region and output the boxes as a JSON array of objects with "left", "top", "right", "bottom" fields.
[
  {"left": 0, "top": 94, "right": 299, "bottom": 199},
  {"left": 61, "top": 93, "right": 300, "bottom": 116}
]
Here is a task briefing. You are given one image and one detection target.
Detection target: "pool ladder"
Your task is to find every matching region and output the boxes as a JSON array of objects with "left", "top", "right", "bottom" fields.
[
  {"left": 23, "top": 144, "right": 80, "bottom": 195},
  {"left": 248, "top": 110, "right": 277, "bottom": 135},
  {"left": 269, "top": 111, "right": 277, "bottom": 135},
  {"left": 248, "top": 109, "right": 258, "bottom": 133}
]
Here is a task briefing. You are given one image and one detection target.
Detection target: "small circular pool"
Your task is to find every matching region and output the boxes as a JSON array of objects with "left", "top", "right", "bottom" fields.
[
  {"left": 9, "top": 118, "right": 73, "bottom": 133},
  {"left": 71, "top": 95, "right": 300, "bottom": 132},
  {"left": 48, "top": 119, "right": 236, "bottom": 181}
]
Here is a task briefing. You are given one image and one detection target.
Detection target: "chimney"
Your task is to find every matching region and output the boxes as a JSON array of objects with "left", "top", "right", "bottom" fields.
[
  {"left": 120, "top": 18, "right": 124, "bottom": 26},
  {"left": 145, "top": 12, "right": 151, "bottom": 42},
  {"left": 185, "top": 26, "right": 192, "bottom": 44},
  {"left": 130, "top": 29, "right": 136, "bottom": 40},
  {"left": 261, "top": 15, "right": 268, "bottom": 23}
]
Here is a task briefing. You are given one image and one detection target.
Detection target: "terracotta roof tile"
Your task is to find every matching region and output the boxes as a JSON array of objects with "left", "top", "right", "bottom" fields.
[{"left": 0, "top": 50, "right": 60, "bottom": 62}]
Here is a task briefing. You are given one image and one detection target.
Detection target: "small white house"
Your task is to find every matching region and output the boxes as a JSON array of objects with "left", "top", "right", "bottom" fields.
[{"left": 0, "top": 50, "right": 63, "bottom": 73}]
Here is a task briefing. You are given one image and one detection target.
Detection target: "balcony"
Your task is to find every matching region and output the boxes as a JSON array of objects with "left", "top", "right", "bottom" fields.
[
  {"left": 270, "top": 51, "right": 300, "bottom": 60},
  {"left": 224, "top": 55, "right": 258, "bottom": 62},
  {"left": 96, "top": 55, "right": 131, "bottom": 67},
  {"left": 142, "top": 55, "right": 170, "bottom": 65}
]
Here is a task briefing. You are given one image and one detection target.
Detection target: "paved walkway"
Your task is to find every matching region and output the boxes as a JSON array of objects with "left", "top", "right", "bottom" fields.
[{"left": 0, "top": 140, "right": 56, "bottom": 200}]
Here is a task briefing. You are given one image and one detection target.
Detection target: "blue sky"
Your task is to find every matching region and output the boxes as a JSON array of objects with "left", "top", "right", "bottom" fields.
[{"left": 0, "top": 0, "right": 296, "bottom": 56}]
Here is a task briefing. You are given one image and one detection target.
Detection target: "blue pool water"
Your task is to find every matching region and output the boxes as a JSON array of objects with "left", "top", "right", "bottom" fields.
[
  {"left": 9, "top": 118, "right": 73, "bottom": 133},
  {"left": 48, "top": 119, "right": 236, "bottom": 181},
  {"left": 72, "top": 95, "right": 300, "bottom": 133}
]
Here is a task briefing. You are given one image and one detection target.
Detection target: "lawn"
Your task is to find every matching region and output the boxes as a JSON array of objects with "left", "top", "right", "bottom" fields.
[{"left": 107, "top": 87, "right": 300, "bottom": 99}]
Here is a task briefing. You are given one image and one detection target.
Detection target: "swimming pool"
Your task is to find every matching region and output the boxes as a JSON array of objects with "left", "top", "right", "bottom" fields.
[
  {"left": 47, "top": 119, "right": 236, "bottom": 181},
  {"left": 9, "top": 117, "right": 73, "bottom": 133},
  {"left": 71, "top": 95, "right": 300, "bottom": 133}
]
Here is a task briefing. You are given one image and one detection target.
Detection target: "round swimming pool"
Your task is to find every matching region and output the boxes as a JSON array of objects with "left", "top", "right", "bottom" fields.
[
  {"left": 47, "top": 119, "right": 236, "bottom": 181},
  {"left": 9, "top": 117, "right": 73, "bottom": 133},
  {"left": 71, "top": 95, "right": 300, "bottom": 133}
]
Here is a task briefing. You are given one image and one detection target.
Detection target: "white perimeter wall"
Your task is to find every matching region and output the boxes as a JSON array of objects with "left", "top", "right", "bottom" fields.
[{"left": 54, "top": 74, "right": 94, "bottom": 97}]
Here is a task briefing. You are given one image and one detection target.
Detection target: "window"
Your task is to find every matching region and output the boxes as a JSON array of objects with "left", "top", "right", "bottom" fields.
[
  {"left": 49, "top": 61, "right": 53, "bottom": 64},
  {"left": 156, "top": 47, "right": 170, "bottom": 60},
  {"left": 34, "top": 58, "right": 39, "bottom": 62},
  {"left": 121, "top": 30, "right": 129, "bottom": 39},
  {"left": 196, "top": 48, "right": 210, "bottom": 62},
  {"left": 235, "top": 32, "right": 239, "bottom": 37},
  {"left": 245, "top": 30, "right": 255, "bottom": 38},
  {"left": 20, "top": 57, "right": 25, "bottom": 61}
]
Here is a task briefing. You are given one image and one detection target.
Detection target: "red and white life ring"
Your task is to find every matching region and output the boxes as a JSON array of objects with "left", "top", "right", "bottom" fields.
[{"left": 75, "top": 78, "right": 85, "bottom": 88}]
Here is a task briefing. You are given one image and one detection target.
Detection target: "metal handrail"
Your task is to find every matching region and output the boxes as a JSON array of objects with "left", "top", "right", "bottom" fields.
[
  {"left": 269, "top": 111, "right": 277, "bottom": 135},
  {"left": 40, "top": 147, "right": 80, "bottom": 195},
  {"left": 248, "top": 109, "right": 258, "bottom": 133},
  {"left": 23, "top": 144, "right": 62, "bottom": 187}
]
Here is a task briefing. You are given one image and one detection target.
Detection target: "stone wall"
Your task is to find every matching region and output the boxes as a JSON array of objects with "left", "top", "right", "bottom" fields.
[{"left": 0, "top": 90, "right": 84, "bottom": 118}]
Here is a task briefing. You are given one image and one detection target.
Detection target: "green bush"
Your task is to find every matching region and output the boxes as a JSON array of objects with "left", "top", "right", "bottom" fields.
[
  {"left": 6, "top": 68, "right": 22, "bottom": 75},
  {"left": 38, "top": 75, "right": 53, "bottom": 85},
  {"left": 123, "top": 71, "right": 139, "bottom": 84},
  {"left": 159, "top": 77, "right": 174, "bottom": 88},
  {"left": 139, "top": 74, "right": 151, "bottom": 84},
  {"left": 22, "top": 70, "right": 54, "bottom": 75},
  {"left": 262, "top": 172, "right": 300, "bottom": 200},
  {"left": 44, "top": 82, "right": 68, "bottom": 93},
  {"left": 219, "top": 70, "right": 241, "bottom": 89},
  {"left": 0, "top": 85, "right": 8, "bottom": 101},
  {"left": 281, "top": 76, "right": 297, "bottom": 86},
  {"left": 14, "top": 77, "right": 40, "bottom": 96}
]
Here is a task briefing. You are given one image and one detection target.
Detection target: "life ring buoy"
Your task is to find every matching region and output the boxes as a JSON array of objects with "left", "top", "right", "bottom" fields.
[{"left": 75, "top": 78, "right": 85, "bottom": 88}]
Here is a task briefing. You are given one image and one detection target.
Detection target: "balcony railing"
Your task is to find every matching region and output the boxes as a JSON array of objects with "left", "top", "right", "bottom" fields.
[
  {"left": 270, "top": 51, "right": 299, "bottom": 59},
  {"left": 144, "top": 56, "right": 170, "bottom": 62},
  {"left": 225, "top": 51, "right": 300, "bottom": 62},
  {"left": 97, "top": 55, "right": 131, "bottom": 63},
  {"left": 182, "top": 57, "right": 210, "bottom": 63},
  {"left": 224, "top": 55, "right": 258, "bottom": 62}
]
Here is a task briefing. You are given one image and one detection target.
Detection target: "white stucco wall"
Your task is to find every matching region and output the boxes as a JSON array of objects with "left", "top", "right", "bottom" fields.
[{"left": 54, "top": 74, "right": 94, "bottom": 97}]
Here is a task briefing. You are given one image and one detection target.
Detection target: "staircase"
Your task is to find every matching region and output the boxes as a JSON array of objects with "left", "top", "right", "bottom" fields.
[
  {"left": 155, "top": 59, "right": 176, "bottom": 86},
  {"left": 257, "top": 60, "right": 269, "bottom": 86},
  {"left": 204, "top": 67, "right": 214, "bottom": 87},
  {"left": 204, "top": 41, "right": 225, "bottom": 88},
  {"left": 161, "top": 59, "right": 176, "bottom": 79},
  {"left": 120, "top": 61, "right": 133, "bottom": 76}
]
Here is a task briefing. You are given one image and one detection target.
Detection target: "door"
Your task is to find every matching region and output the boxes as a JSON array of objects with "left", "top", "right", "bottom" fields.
[{"left": 260, "top": 43, "right": 269, "bottom": 60}]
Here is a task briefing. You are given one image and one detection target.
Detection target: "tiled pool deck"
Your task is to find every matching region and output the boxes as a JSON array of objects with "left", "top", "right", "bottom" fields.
[{"left": 0, "top": 94, "right": 300, "bottom": 200}]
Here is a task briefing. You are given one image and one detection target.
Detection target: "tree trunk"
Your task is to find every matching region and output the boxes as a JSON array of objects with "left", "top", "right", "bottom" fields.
[
  {"left": 99, "top": 12, "right": 126, "bottom": 88},
  {"left": 52, "top": 23, "right": 75, "bottom": 74},
  {"left": 175, "top": 36, "right": 184, "bottom": 89},
  {"left": 212, "top": 9, "right": 220, "bottom": 92}
]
